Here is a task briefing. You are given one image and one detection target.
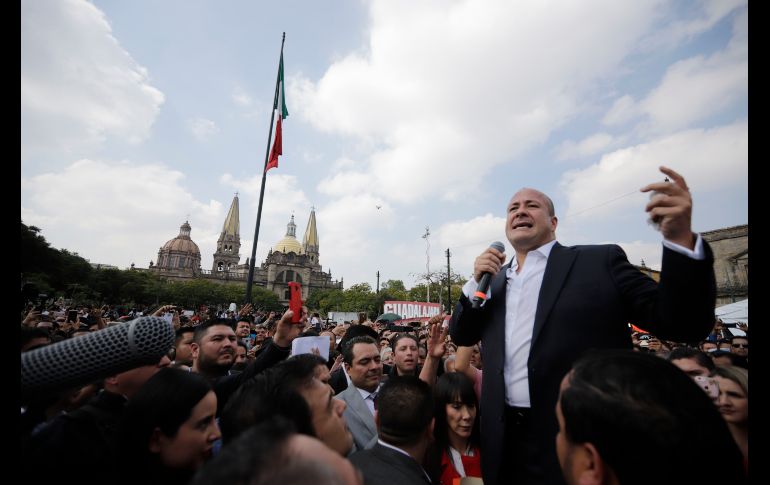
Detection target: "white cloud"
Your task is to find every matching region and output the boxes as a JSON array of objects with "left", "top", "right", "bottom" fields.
[
  {"left": 639, "top": 45, "right": 747, "bottom": 133},
  {"left": 556, "top": 133, "right": 615, "bottom": 161},
  {"left": 313, "top": 194, "right": 395, "bottom": 284},
  {"left": 187, "top": 117, "right": 220, "bottom": 141},
  {"left": 290, "top": 0, "right": 662, "bottom": 203},
  {"left": 602, "top": 95, "right": 639, "bottom": 126},
  {"left": 21, "top": 0, "right": 164, "bottom": 156},
  {"left": 435, "top": 214, "right": 512, "bottom": 280},
  {"left": 606, "top": 6, "right": 747, "bottom": 134},
  {"left": 21, "top": 159, "right": 222, "bottom": 269},
  {"left": 643, "top": 0, "right": 746, "bottom": 49},
  {"left": 559, "top": 120, "right": 747, "bottom": 224},
  {"left": 232, "top": 87, "right": 253, "bottom": 107}
]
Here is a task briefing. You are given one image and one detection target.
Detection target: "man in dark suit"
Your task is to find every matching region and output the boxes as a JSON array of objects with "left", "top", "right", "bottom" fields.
[
  {"left": 349, "top": 376, "right": 434, "bottom": 485},
  {"left": 450, "top": 167, "right": 716, "bottom": 484}
]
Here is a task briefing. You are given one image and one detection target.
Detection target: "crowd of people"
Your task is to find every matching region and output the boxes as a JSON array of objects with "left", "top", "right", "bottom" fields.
[{"left": 21, "top": 167, "right": 750, "bottom": 484}]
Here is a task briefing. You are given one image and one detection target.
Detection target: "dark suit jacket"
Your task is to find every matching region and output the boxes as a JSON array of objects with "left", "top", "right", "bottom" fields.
[
  {"left": 450, "top": 242, "right": 716, "bottom": 485},
  {"left": 349, "top": 443, "right": 432, "bottom": 485}
]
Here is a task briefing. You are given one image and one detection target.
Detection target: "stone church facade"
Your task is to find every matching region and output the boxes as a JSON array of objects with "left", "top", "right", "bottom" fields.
[
  {"left": 149, "top": 195, "right": 342, "bottom": 303},
  {"left": 702, "top": 224, "right": 748, "bottom": 306}
]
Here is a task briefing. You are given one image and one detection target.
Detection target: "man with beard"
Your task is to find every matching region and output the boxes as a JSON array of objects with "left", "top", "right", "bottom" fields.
[
  {"left": 200, "top": 310, "right": 309, "bottom": 415},
  {"left": 191, "top": 319, "right": 238, "bottom": 380}
]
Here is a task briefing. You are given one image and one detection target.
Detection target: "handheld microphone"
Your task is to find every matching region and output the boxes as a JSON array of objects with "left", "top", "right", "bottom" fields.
[
  {"left": 471, "top": 241, "right": 506, "bottom": 309},
  {"left": 21, "top": 316, "right": 174, "bottom": 399}
]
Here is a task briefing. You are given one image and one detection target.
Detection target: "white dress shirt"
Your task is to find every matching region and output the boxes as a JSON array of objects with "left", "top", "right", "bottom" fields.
[
  {"left": 462, "top": 237, "right": 705, "bottom": 407},
  {"left": 357, "top": 386, "right": 379, "bottom": 416}
]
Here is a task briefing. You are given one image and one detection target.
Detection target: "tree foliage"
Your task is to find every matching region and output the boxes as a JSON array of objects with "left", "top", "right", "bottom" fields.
[{"left": 22, "top": 221, "right": 468, "bottom": 314}]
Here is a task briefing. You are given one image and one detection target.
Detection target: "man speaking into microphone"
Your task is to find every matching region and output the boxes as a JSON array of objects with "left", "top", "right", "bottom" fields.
[{"left": 449, "top": 166, "right": 716, "bottom": 485}]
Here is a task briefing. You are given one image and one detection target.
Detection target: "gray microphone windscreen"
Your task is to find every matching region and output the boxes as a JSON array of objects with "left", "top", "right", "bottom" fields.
[
  {"left": 490, "top": 241, "right": 505, "bottom": 252},
  {"left": 21, "top": 316, "right": 174, "bottom": 398}
]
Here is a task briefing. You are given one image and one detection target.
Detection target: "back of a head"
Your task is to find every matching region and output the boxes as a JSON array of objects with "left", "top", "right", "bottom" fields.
[
  {"left": 560, "top": 350, "right": 745, "bottom": 485},
  {"left": 192, "top": 417, "right": 346, "bottom": 485},
  {"left": 337, "top": 324, "right": 378, "bottom": 353},
  {"left": 376, "top": 375, "right": 433, "bottom": 447},
  {"left": 666, "top": 347, "right": 715, "bottom": 372},
  {"left": 219, "top": 356, "right": 319, "bottom": 443}
]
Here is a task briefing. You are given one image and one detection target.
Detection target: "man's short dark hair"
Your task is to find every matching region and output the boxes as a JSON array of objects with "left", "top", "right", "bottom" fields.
[
  {"left": 219, "top": 353, "right": 326, "bottom": 444},
  {"left": 560, "top": 350, "right": 745, "bottom": 485},
  {"left": 390, "top": 333, "right": 418, "bottom": 350},
  {"left": 192, "top": 318, "right": 234, "bottom": 345},
  {"left": 376, "top": 375, "right": 433, "bottom": 447},
  {"left": 666, "top": 347, "right": 714, "bottom": 372},
  {"left": 191, "top": 417, "right": 344, "bottom": 485},
  {"left": 174, "top": 326, "right": 195, "bottom": 344},
  {"left": 342, "top": 336, "right": 378, "bottom": 365}
]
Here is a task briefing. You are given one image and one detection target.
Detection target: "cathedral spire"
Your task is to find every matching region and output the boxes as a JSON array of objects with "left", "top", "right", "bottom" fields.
[
  {"left": 221, "top": 194, "right": 240, "bottom": 237},
  {"left": 303, "top": 207, "right": 319, "bottom": 252},
  {"left": 212, "top": 194, "right": 241, "bottom": 272}
]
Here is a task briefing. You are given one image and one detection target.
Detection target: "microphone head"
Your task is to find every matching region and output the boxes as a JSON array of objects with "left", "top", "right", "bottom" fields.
[
  {"left": 489, "top": 241, "right": 505, "bottom": 252},
  {"left": 21, "top": 316, "right": 174, "bottom": 398}
]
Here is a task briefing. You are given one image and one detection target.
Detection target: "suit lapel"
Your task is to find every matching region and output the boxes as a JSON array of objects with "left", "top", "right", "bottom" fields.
[
  {"left": 346, "top": 386, "right": 378, "bottom": 436},
  {"left": 531, "top": 243, "right": 576, "bottom": 348},
  {"left": 490, "top": 261, "right": 511, "bottom": 300}
]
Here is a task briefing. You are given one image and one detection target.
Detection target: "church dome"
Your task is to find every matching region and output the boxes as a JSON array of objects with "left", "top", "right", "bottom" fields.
[
  {"left": 162, "top": 237, "right": 200, "bottom": 254},
  {"left": 274, "top": 236, "right": 303, "bottom": 254},
  {"left": 162, "top": 221, "right": 201, "bottom": 255},
  {"left": 274, "top": 214, "right": 303, "bottom": 254}
]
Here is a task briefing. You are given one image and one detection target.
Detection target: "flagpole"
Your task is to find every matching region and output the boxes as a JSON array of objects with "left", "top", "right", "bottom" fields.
[{"left": 245, "top": 32, "right": 285, "bottom": 304}]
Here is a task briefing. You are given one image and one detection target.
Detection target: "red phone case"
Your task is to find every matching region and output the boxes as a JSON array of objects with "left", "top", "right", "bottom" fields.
[{"left": 288, "top": 282, "right": 303, "bottom": 323}]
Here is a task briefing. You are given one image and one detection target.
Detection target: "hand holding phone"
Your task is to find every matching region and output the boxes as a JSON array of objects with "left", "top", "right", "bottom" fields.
[{"left": 288, "top": 282, "right": 303, "bottom": 324}]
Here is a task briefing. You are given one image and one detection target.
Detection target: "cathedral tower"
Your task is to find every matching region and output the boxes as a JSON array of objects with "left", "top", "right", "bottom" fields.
[
  {"left": 212, "top": 194, "right": 241, "bottom": 272},
  {"left": 302, "top": 207, "right": 320, "bottom": 266}
]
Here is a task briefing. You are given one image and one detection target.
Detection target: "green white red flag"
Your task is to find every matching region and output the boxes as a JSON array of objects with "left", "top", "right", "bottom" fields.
[{"left": 266, "top": 52, "right": 289, "bottom": 172}]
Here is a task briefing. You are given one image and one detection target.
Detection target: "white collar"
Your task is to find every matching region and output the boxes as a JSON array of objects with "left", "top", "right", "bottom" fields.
[{"left": 509, "top": 239, "right": 557, "bottom": 273}]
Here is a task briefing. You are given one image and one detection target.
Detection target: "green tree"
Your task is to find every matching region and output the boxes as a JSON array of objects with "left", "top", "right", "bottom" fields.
[{"left": 379, "top": 279, "right": 408, "bottom": 300}]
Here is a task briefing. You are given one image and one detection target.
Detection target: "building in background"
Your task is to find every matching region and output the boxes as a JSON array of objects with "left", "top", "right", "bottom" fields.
[
  {"left": 148, "top": 195, "right": 342, "bottom": 303},
  {"left": 702, "top": 224, "right": 748, "bottom": 306}
]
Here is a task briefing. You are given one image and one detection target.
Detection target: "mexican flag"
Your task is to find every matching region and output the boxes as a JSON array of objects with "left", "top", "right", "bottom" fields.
[{"left": 266, "top": 52, "right": 289, "bottom": 172}]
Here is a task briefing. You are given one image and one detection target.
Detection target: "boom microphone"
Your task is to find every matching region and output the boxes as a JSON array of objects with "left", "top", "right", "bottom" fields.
[
  {"left": 471, "top": 241, "right": 506, "bottom": 309},
  {"left": 21, "top": 316, "right": 174, "bottom": 399}
]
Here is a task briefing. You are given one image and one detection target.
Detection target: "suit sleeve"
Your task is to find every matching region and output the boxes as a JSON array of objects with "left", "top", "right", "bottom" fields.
[
  {"left": 449, "top": 293, "right": 486, "bottom": 346},
  {"left": 610, "top": 242, "right": 716, "bottom": 342}
]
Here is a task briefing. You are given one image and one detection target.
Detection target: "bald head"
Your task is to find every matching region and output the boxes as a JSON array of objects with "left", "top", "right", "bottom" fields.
[
  {"left": 506, "top": 188, "right": 558, "bottom": 253},
  {"left": 513, "top": 188, "right": 555, "bottom": 216}
]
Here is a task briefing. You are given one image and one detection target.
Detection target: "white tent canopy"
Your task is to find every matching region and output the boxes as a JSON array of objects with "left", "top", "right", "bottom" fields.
[{"left": 715, "top": 298, "right": 748, "bottom": 325}]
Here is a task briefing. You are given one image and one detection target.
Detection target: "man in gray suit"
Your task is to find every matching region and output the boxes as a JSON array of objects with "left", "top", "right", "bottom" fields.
[{"left": 336, "top": 336, "right": 383, "bottom": 451}]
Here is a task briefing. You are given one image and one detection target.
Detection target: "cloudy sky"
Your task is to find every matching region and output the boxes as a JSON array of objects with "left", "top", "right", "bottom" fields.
[{"left": 21, "top": 0, "right": 747, "bottom": 292}]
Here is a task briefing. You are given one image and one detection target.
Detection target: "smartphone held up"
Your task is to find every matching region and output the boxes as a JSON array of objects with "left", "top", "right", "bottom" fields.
[{"left": 288, "top": 282, "right": 303, "bottom": 324}]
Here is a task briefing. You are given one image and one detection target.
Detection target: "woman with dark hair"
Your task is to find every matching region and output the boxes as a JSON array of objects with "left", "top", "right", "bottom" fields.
[
  {"left": 117, "top": 368, "right": 221, "bottom": 485},
  {"left": 429, "top": 372, "right": 482, "bottom": 484}
]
